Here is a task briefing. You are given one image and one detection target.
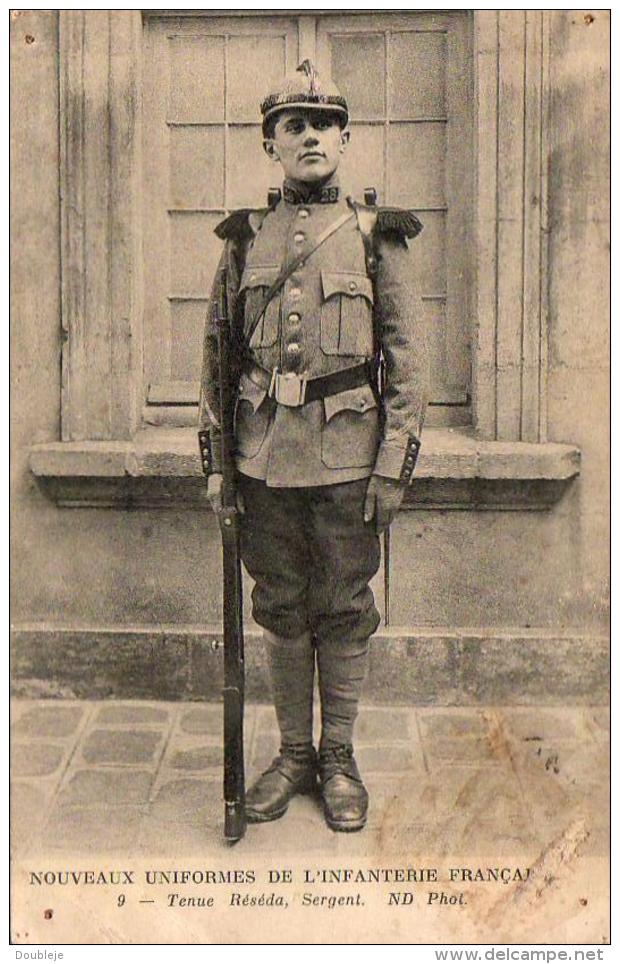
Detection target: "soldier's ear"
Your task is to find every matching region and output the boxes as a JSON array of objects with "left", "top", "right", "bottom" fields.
[
  {"left": 263, "top": 139, "right": 280, "bottom": 163},
  {"left": 339, "top": 128, "right": 351, "bottom": 154}
]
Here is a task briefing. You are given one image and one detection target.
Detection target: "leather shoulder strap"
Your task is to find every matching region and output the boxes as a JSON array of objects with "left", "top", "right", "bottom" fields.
[
  {"left": 349, "top": 199, "right": 379, "bottom": 279},
  {"left": 244, "top": 207, "right": 356, "bottom": 349}
]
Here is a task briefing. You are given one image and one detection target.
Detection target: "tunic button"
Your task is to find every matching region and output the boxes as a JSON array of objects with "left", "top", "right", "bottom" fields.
[
  {"left": 294, "top": 232, "right": 306, "bottom": 244},
  {"left": 289, "top": 287, "right": 301, "bottom": 300},
  {"left": 348, "top": 281, "right": 358, "bottom": 291},
  {"left": 287, "top": 342, "right": 300, "bottom": 355},
  {"left": 298, "top": 208, "right": 310, "bottom": 219},
  {"left": 288, "top": 312, "right": 301, "bottom": 324}
]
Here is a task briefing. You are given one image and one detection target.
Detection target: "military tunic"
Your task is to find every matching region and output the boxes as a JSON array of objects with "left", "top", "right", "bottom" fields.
[{"left": 199, "top": 177, "right": 429, "bottom": 489}]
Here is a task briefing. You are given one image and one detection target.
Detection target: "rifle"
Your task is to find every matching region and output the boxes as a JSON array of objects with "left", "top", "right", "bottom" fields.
[{"left": 213, "top": 267, "right": 246, "bottom": 843}]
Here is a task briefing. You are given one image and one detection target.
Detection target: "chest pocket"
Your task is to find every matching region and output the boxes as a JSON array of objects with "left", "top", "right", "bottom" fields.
[
  {"left": 320, "top": 270, "right": 375, "bottom": 357},
  {"left": 239, "top": 265, "right": 281, "bottom": 349}
]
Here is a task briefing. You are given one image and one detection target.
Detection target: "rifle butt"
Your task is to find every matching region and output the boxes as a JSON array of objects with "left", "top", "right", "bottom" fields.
[
  {"left": 223, "top": 683, "right": 246, "bottom": 841},
  {"left": 224, "top": 801, "right": 246, "bottom": 843}
]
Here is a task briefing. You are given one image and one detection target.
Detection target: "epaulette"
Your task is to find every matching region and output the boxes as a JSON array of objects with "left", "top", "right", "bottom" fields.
[
  {"left": 350, "top": 195, "right": 423, "bottom": 278},
  {"left": 214, "top": 208, "right": 269, "bottom": 242},
  {"left": 375, "top": 207, "right": 423, "bottom": 240}
]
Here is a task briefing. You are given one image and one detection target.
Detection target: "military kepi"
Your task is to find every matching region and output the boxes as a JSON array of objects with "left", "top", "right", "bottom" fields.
[{"left": 261, "top": 60, "right": 349, "bottom": 133}]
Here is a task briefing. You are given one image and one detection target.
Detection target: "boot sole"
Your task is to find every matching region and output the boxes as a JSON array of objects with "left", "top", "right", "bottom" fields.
[
  {"left": 324, "top": 812, "right": 368, "bottom": 833},
  {"left": 246, "top": 804, "right": 289, "bottom": 824},
  {"left": 245, "top": 782, "right": 317, "bottom": 824}
]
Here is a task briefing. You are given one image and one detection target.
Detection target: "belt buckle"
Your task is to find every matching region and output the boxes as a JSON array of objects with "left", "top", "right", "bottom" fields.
[{"left": 269, "top": 368, "right": 307, "bottom": 407}]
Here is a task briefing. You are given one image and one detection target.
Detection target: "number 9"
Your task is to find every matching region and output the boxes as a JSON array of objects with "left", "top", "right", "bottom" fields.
[{"left": 117, "top": 894, "right": 126, "bottom": 907}]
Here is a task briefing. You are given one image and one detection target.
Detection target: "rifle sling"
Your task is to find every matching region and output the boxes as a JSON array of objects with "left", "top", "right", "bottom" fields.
[{"left": 244, "top": 208, "right": 356, "bottom": 348}]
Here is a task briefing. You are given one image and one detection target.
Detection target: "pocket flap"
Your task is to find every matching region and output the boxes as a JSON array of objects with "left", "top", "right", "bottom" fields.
[
  {"left": 321, "top": 271, "right": 374, "bottom": 304},
  {"left": 324, "top": 385, "right": 378, "bottom": 423},
  {"left": 240, "top": 264, "right": 279, "bottom": 292},
  {"left": 237, "top": 373, "right": 269, "bottom": 413}
]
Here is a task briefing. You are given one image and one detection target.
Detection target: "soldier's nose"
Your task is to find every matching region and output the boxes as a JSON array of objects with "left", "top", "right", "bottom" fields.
[{"left": 303, "top": 132, "right": 319, "bottom": 145}]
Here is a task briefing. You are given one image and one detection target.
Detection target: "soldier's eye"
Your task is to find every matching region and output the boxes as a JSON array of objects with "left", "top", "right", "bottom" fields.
[{"left": 314, "top": 118, "right": 330, "bottom": 130}]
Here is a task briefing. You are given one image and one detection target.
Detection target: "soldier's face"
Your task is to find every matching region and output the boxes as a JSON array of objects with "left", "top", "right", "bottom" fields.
[{"left": 264, "top": 109, "right": 349, "bottom": 184}]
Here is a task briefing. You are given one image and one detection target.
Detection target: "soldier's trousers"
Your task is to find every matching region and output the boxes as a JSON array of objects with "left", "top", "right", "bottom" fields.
[
  {"left": 238, "top": 474, "right": 381, "bottom": 644},
  {"left": 237, "top": 474, "right": 382, "bottom": 747}
]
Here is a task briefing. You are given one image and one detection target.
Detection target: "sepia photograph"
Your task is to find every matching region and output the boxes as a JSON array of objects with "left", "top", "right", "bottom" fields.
[{"left": 10, "top": 6, "right": 610, "bottom": 946}]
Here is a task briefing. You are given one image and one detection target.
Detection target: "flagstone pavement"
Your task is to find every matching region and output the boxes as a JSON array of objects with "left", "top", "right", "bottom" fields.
[{"left": 10, "top": 700, "right": 609, "bottom": 861}]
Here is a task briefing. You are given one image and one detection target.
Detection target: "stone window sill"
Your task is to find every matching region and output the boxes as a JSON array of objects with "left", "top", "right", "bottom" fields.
[{"left": 29, "top": 427, "right": 580, "bottom": 510}]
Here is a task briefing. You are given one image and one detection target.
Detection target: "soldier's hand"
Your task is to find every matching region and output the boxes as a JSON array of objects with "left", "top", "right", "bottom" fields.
[
  {"left": 207, "top": 473, "right": 245, "bottom": 517},
  {"left": 363, "top": 475, "right": 405, "bottom": 533}
]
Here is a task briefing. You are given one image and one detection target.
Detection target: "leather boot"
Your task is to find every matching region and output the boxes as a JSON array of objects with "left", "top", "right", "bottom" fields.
[
  {"left": 246, "top": 744, "right": 318, "bottom": 823},
  {"left": 319, "top": 744, "right": 369, "bottom": 832}
]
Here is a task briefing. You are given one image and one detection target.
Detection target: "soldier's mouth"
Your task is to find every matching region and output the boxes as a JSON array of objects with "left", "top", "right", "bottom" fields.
[{"left": 300, "top": 151, "right": 325, "bottom": 160}]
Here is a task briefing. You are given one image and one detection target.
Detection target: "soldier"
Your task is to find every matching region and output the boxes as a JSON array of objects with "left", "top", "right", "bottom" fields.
[{"left": 199, "top": 61, "right": 428, "bottom": 832}]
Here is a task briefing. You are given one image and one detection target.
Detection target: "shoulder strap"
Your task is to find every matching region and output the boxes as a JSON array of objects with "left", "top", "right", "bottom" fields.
[
  {"left": 244, "top": 207, "right": 356, "bottom": 349},
  {"left": 349, "top": 198, "right": 379, "bottom": 279}
]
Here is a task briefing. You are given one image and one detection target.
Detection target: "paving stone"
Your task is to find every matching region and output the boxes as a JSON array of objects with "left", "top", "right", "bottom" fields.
[
  {"left": 137, "top": 817, "right": 223, "bottom": 856},
  {"left": 355, "top": 708, "right": 413, "bottom": 743},
  {"left": 57, "top": 769, "right": 154, "bottom": 808},
  {"left": 12, "top": 743, "right": 65, "bottom": 778},
  {"left": 94, "top": 704, "right": 169, "bottom": 726},
  {"left": 363, "top": 776, "right": 437, "bottom": 830},
  {"left": 169, "top": 746, "right": 223, "bottom": 770},
  {"left": 422, "top": 766, "right": 528, "bottom": 820},
  {"left": 547, "top": 742, "right": 609, "bottom": 790},
  {"left": 11, "top": 705, "right": 85, "bottom": 739},
  {"left": 246, "top": 808, "right": 337, "bottom": 854},
  {"left": 179, "top": 705, "right": 223, "bottom": 735},
  {"left": 44, "top": 807, "right": 143, "bottom": 855},
  {"left": 512, "top": 741, "right": 608, "bottom": 795},
  {"left": 586, "top": 707, "right": 610, "bottom": 744},
  {"left": 424, "top": 737, "right": 500, "bottom": 769},
  {"left": 502, "top": 707, "right": 586, "bottom": 743},
  {"left": 151, "top": 778, "right": 222, "bottom": 825},
  {"left": 590, "top": 707, "right": 610, "bottom": 731},
  {"left": 445, "top": 817, "right": 543, "bottom": 859},
  {"left": 509, "top": 744, "right": 609, "bottom": 845},
  {"left": 11, "top": 782, "right": 48, "bottom": 853},
  {"left": 81, "top": 729, "right": 161, "bottom": 765},
  {"left": 417, "top": 708, "right": 487, "bottom": 740},
  {"left": 356, "top": 744, "right": 421, "bottom": 773},
  {"left": 367, "top": 819, "right": 467, "bottom": 858}
]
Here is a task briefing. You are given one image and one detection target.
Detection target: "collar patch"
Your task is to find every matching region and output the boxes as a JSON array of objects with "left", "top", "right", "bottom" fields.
[{"left": 283, "top": 183, "right": 340, "bottom": 205}]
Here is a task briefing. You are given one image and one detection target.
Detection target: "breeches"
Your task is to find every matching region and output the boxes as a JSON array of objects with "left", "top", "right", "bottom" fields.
[{"left": 237, "top": 475, "right": 381, "bottom": 646}]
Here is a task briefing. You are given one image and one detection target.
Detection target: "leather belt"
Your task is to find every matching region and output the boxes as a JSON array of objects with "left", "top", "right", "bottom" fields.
[{"left": 243, "top": 362, "right": 374, "bottom": 408}]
